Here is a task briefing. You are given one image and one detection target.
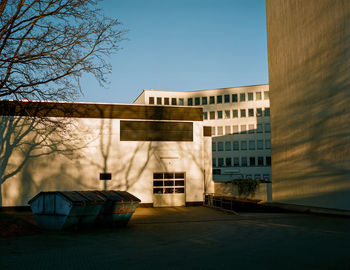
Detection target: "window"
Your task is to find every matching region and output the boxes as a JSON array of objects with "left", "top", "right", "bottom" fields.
[
  {"left": 210, "top": 96, "right": 215, "bottom": 104},
  {"left": 232, "top": 125, "right": 239, "bottom": 134},
  {"left": 249, "top": 140, "right": 255, "bottom": 150},
  {"left": 187, "top": 98, "right": 193, "bottom": 106},
  {"left": 218, "top": 158, "right": 224, "bottom": 167},
  {"left": 164, "top": 97, "right": 169, "bottom": 105},
  {"left": 248, "top": 124, "right": 255, "bottom": 133},
  {"left": 212, "top": 158, "right": 217, "bottom": 167},
  {"left": 202, "top": 97, "right": 208, "bottom": 105},
  {"left": 248, "top": 92, "right": 254, "bottom": 101},
  {"left": 225, "top": 126, "right": 231, "bottom": 135},
  {"left": 179, "top": 98, "right": 184, "bottom": 106},
  {"left": 224, "top": 94, "right": 230, "bottom": 103},
  {"left": 210, "top": 111, "right": 215, "bottom": 120},
  {"left": 195, "top": 97, "right": 200, "bottom": 105},
  {"left": 218, "top": 142, "right": 224, "bottom": 151},
  {"left": 265, "top": 139, "right": 271, "bottom": 149},
  {"left": 153, "top": 172, "right": 185, "bottom": 194},
  {"left": 149, "top": 97, "right": 155, "bottom": 104},
  {"left": 264, "top": 91, "right": 269, "bottom": 100},
  {"left": 211, "top": 126, "right": 216, "bottom": 136},
  {"left": 217, "top": 95, "right": 222, "bottom": 104},
  {"left": 256, "top": 92, "right": 262, "bottom": 100},
  {"left": 265, "top": 123, "right": 271, "bottom": 133},
  {"left": 225, "top": 141, "right": 231, "bottom": 151},
  {"left": 217, "top": 111, "right": 223, "bottom": 119},
  {"left": 232, "top": 94, "right": 238, "bottom": 102},
  {"left": 240, "top": 125, "right": 247, "bottom": 134},
  {"left": 225, "top": 110, "right": 230, "bottom": 119},
  {"left": 264, "top": 108, "right": 270, "bottom": 117},
  {"left": 226, "top": 157, "right": 232, "bottom": 167},
  {"left": 248, "top": 108, "right": 254, "bottom": 117},
  {"left": 266, "top": 156, "right": 271, "bottom": 166},
  {"left": 212, "top": 142, "right": 216, "bottom": 151},
  {"left": 157, "top": 97, "right": 162, "bottom": 105},
  {"left": 240, "top": 93, "right": 246, "bottom": 102},
  {"left": 217, "top": 126, "right": 223, "bottom": 136},
  {"left": 233, "top": 141, "right": 239, "bottom": 150},
  {"left": 241, "top": 157, "right": 248, "bottom": 167},
  {"left": 232, "top": 110, "right": 238, "bottom": 118},
  {"left": 240, "top": 109, "right": 246, "bottom": 117},
  {"left": 257, "top": 124, "right": 263, "bottom": 133},
  {"left": 203, "top": 112, "right": 208, "bottom": 120},
  {"left": 249, "top": 157, "right": 256, "bottom": 166},
  {"left": 257, "top": 140, "right": 264, "bottom": 150},
  {"left": 171, "top": 98, "right": 177, "bottom": 105},
  {"left": 256, "top": 108, "right": 262, "bottom": 117},
  {"left": 233, "top": 157, "right": 240, "bottom": 167},
  {"left": 241, "top": 141, "right": 247, "bottom": 150},
  {"left": 213, "top": 169, "right": 221, "bottom": 175},
  {"left": 258, "top": 156, "right": 264, "bottom": 166}
]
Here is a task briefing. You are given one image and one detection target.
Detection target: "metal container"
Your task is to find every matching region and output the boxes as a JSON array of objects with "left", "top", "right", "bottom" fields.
[
  {"left": 95, "top": 190, "right": 141, "bottom": 226},
  {"left": 28, "top": 191, "right": 105, "bottom": 230}
]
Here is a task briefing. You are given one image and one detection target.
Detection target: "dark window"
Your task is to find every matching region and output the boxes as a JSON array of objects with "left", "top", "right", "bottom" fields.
[
  {"left": 188, "top": 98, "right": 193, "bottom": 106},
  {"left": 225, "top": 110, "right": 230, "bottom": 119},
  {"left": 157, "top": 97, "right": 162, "bottom": 105},
  {"left": 249, "top": 157, "right": 256, "bottom": 166},
  {"left": 241, "top": 141, "right": 247, "bottom": 150},
  {"left": 266, "top": 156, "right": 271, "bottom": 166},
  {"left": 154, "top": 181, "right": 163, "bottom": 186},
  {"left": 164, "top": 180, "right": 174, "bottom": 186},
  {"left": 264, "top": 108, "right": 270, "bottom": 117},
  {"left": 213, "top": 169, "right": 221, "bottom": 175},
  {"left": 203, "top": 112, "right": 208, "bottom": 120},
  {"left": 248, "top": 108, "right": 254, "bottom": 117},
  {"left": 256, "top": 108, "right": 262, "bottom": 117},
  {"left": 218, "top": 142, "right": 224, "bottom": 151},
  {"left": 218, "top": 158, "right": 224, "bottom": 167},
  {"left": 232, "top": 94, "right": 238, "bottom": 102},
  {"left": 265, "top": 123, "right": 271, "bottom": 133},
  {"left": 217, "top": 111, "right": 223, "bottom": 119},
  {"left": 164, "top": 172, "right": 174, "bottom": 178},
  {"left": 225, "top": 141, "right": 231, "bottom": 151},
  {"left": 249, "top": 140, "right": 255, "bottom": 150},
  {"left": 240, "top": 109, "right": 246, "bottom": 117},
  {"left": 233, "top": 141, "right": 239, "bottom": 150},
  {"left": 171, "top": 98, "right": 177, "bottom": 105},
  {"left": 224, "top": 94, "right": 230, "bottom": 103},
  {"left": 226, "top": 157, "right": 232, "bottom": 167},
  {"left": 212, "top": 142, "right": 216, "bottom": 151},
  {"left": 175, "top": 172, "right": 185, "bottom": 178},
  {"left": 258, "top": 156, "right": 264, "bottom": 166},
  {"left": 179, "top": 98, "right": 184, "bottom": 106},
  {"left": 217, "top": 95, "right": 222, "bottom": 104},
  {"left": 154, "top": 173, "right": 163, "bottom": 179},
  {"left": 232, "top": 110, "right": 238, "bottom": 118},
  {"left": 241, "top": 157, "right": 248, "bottom": 167},
  {"left": 233, "top": 157, "right": 240, "bottom": 167},
  {"left": 240, "top": 93, "right": 246, "bottom": 102},
  {"left": 202, "top": 97, "right": 208, "bottom": 105},
  {"left": 210, "top": 96, "right": 215, "bottom": 104},
  {"left": 164, "top": 97, "right": 170, "bottom": 105},
  {"left": 195, "top": 97, "right": 200, "bottom": 105},
  {"left": 175, "top": 180, "right": 185, "bottom": 186},
  {"left": 149, "top": 97, "right": 155, "bottom": 104},
  {"left": 210, "top": 111, "right": 215, "bottom": 120},
  {"left": 248, "top": 92, "right": 254, "bottom": 101},
  {"left": 212, "top": 158, "right": 217, "bottom": 167},
  {"left": 100, "top": 173, "right": 112, "bottom": 180}
]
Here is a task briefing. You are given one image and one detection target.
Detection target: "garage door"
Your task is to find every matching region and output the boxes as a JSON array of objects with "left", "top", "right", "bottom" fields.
[{"left": 153, "top": 172, "right": 185, "bottom": 207}]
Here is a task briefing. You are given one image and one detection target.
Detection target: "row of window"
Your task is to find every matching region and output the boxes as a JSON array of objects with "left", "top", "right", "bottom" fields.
[
  {"left": 213, "top": 156, "right": 271, "bottom": 167},
  {"left": 213, "top": 139, "right": 271, "bottom": 151},
  {"left": 148, "top": 91, "right": 269, "bottom": 106},
  {"left": 212, "top": 123, "right": 271, "bottom": 136},
  {"left": 212, "top": 170, "right": 271, "bottom": 182},
  {"left": 204, "top": 108, "right": 270, "bottom": 120}
]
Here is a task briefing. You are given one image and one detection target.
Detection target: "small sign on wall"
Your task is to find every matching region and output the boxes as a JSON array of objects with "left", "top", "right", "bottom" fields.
[{"left": 100, "top": 173, "right": 112, "bottom": 180}]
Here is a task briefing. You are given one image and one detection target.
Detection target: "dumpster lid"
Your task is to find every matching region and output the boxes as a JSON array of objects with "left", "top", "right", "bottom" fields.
[
  {"left": 95, "top": 190, "right": 141, "bottom": 202},
  {"left": 28, "top": 191, "right": 106, "bottom": 205}
]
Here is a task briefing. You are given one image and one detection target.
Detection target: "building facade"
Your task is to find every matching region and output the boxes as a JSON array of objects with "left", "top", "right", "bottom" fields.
[
  {"left": 0, "top": 100, "right": 213, "bottom": 207},
  {"left": 266, "top": 0, "right": 350, "bottom": 210},
  {"left": 134, "top": 84, "right": 271, "bottom": 184}
]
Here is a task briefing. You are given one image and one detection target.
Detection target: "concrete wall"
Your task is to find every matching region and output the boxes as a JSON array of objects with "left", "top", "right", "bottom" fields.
[
  {"left": 1, "top": 117, "right": 213, "bottom": 207},
  {"left": 266, "top": 0, "right": 350, "bottom": 210}
]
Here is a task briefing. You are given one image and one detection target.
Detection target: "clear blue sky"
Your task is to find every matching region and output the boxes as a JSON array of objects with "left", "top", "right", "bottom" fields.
[{"left": 79, "top": 0, "right": 268, "bottom": 104}]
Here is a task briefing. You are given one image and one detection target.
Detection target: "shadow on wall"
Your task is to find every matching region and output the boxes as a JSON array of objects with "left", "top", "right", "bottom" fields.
[{"left": 267, "top": 1, "right": 350, "bottom": 209}]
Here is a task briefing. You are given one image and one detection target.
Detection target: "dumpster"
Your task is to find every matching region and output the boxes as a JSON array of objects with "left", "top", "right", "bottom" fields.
[
  {"left": 28, "top": 191, "right": 105, "bottom": 230},
  {"left": 95, "top": 190, "right": 141, "bottom": 226}
]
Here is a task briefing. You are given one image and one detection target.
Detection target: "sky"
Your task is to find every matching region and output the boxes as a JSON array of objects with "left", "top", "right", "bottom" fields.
[{"left": 79, "top": 0, "right": 268, "bottom": 104}]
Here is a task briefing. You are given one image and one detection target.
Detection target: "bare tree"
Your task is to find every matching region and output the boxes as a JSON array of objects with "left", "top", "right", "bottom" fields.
[{"left": 0, "top": 0, "right": 125, "bottom": 101}]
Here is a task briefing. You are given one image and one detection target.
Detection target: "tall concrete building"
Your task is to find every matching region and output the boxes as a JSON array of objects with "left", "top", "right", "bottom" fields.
[
  {"left": 134, "top": 85, "right": 272, "bottom": 185},
  {"left": 266, "top": 0, "right": 350, "bottom": 210}
]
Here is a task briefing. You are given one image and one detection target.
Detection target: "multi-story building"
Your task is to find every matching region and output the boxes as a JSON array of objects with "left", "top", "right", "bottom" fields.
[{"left": 134, "top": 84, "right": 271, "bottom": 183}]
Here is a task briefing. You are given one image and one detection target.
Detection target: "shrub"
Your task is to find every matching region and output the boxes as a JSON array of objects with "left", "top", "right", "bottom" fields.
[{"left": 231, "top": 179, "right": 260, "bottom": 199}]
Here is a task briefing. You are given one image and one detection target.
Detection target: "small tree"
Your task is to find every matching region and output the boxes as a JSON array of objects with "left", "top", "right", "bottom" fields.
[
  {"left": 231, "top": 179, "right": 260, "bottom": 199},
  {"left": 0, "top": 0, "right": 125, "bottom": 101}
]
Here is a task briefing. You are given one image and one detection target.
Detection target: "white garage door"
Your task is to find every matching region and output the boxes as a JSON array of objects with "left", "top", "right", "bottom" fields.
[{"left": 153, "top": 172, "right": 185, "bottom": 207}]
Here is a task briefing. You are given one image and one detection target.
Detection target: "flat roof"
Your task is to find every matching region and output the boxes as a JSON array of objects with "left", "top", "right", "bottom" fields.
[{"left": 0, "top": 100, "right": 203, "bottom": 121}]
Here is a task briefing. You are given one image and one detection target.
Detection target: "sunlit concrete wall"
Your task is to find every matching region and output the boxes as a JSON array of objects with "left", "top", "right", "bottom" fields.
[
  {"left": 1, "top": 117, "right": 213, "bottom": 207},
  {"left": 266, "top": 0, "right": 350, "bottom": 210}
]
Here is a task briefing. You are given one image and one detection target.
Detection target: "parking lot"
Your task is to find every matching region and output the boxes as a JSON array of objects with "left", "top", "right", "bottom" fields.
[{"left": 1, "top": 206, "right": 350, "bottom": 270}]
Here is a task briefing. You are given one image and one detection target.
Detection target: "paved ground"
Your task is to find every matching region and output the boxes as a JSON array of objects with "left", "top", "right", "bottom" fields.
[{"left": 1, "top": 206, "right": 350, "bottom": 270}]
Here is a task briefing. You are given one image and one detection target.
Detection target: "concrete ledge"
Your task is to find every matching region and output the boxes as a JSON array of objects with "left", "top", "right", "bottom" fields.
[
  {"left": 260, "top": 202, "right": 350, "bottom": 217},
  {"left": 186, "top": 201, "right": 203, "bottom": 206}
]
